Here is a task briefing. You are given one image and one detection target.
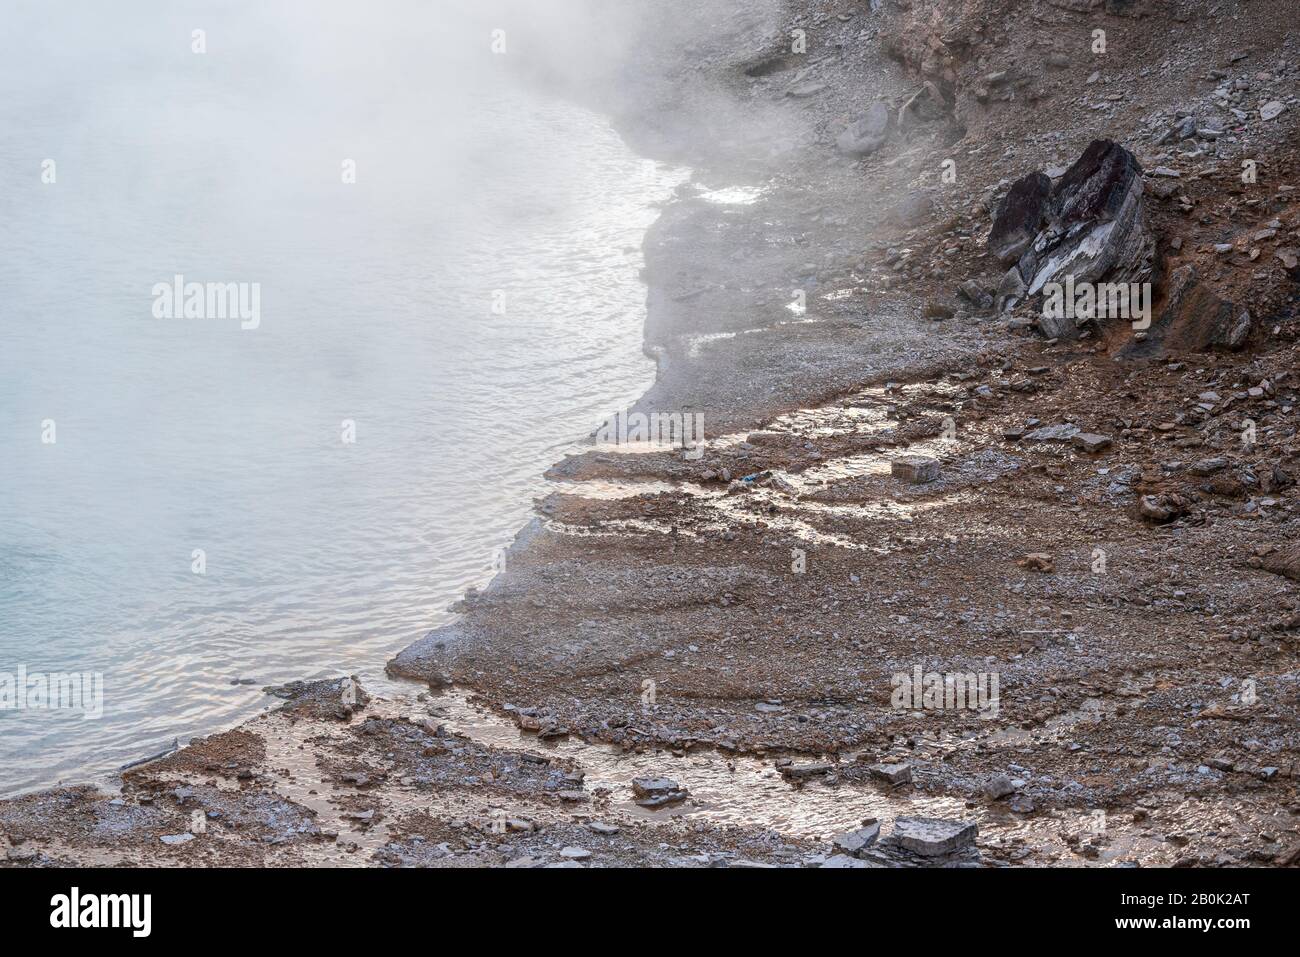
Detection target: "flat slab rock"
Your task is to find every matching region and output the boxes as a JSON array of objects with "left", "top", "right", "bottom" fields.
[
  {"left": 1072, "top": 432, "right": 1112, "bottom": 453},
  {"left": 832, "top": 821, "right": 881, "bottom": 856},
  {"left": 866, "top": 762, "right": 913, "bottom": 785},
  {"left": 820, "top": 853, "right": 885, "bottom": 868},
  {"left": 779, "top": 761, "right": 834, "bottom": 780},
  {"left": 1022, "top": 423, "right": 1080, "bottom": 443},
  {"left": 891, "top": 817, "right": 978, "bottom": 857},
  {"left": 631, "top": 776, "right": 689, "bottom": 807}
]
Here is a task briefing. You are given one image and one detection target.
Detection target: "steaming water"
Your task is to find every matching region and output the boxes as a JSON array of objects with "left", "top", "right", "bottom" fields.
[{"left": 0, "top": 2, "right": 685, "bottom": 795}]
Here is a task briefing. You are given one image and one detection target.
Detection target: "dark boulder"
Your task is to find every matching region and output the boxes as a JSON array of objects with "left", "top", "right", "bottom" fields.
[
  {"left": 987, "top": 140, "right": 1153, "bottom": 340},
  {"left": 1020, "top": 139, "right": 1152, "bottom": 297},
  {"left": 989, "top": 172, "right": 1052, "bottom": 265}
]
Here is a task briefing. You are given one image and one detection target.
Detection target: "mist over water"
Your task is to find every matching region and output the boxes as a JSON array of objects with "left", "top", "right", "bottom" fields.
[{"left": 0, "top": 1, "right": 685, "bottom": 794}]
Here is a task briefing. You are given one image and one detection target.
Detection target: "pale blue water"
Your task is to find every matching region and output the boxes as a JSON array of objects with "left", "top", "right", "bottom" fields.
[{"left": 0, "top": 0, "right": 684, "bottom": 794}]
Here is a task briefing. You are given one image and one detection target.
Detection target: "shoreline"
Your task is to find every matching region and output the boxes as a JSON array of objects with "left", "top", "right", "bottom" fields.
[{"left": 5, "top": 0, "right": 1299, "bottom": 867}]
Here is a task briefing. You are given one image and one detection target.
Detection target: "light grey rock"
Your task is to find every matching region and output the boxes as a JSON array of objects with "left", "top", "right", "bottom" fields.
[
  {"left": 1261, "top": 100, "right": 1286, "bottom": 121},
  {"left": 1023, "top": 423, "right": 1081, "bottom": 443},
  {"left": 982, "top": 774, "right": 1016, "bottom": 800},
  {"left": 836, "top": 102, "right": 891, "bottom": 155},
  {"left": 867, "top": 762, "right": 914, "bottom": 785},
  {"left": 892, "top": 817, "right": 978, "bottom": 857},
  {"left": 997, "top": 266, "right": 1027, "bottom": 313},
  {"left": 832, "top": 821, "right": 882, "bottom": 856},
  {"left": 1158, "top": 114, "right": 1197, "bottom": 143},
  {"left": 820, "top": 853, "right": 873, "bottom": 868},
  {"left": 1072, "top": 432, "right": 1113, "bottom": 453}
]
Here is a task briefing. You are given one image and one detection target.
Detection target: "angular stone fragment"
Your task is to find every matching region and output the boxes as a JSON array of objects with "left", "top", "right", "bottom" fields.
[
  {"left": 891, "top": 455, "right": 940, "bottom": 484},
  {"left": 1022, "top": 423, "right": 1080, "bottom": 443},
  {"left": 958, "top": 279, "right": 994, "bottom": 310},
  {"left": 1158, "top": 115, "right": 1197, "bottom": 144},
  {"left": 1190, "top": 456, "right": 1228, "bottom": 475},
  {"left": 893, "top": 817, "right": 978, "bottom": 857},
  {"left": 1072, "top": 432, "right": 1113, "bottom": 453},
  {"left": 631, "top": 777, "right": 689, "bottom": 807},
  {"left": 867, "top": 762, "right": 913, "bottom": 785},
  {"left": 832, "top": 821, "right": 882, "bottom": 855},
  {"left": 780, "top": 762, "right": 834, "bottom": 781},
  {"left": 1018, "top": 553, "right": 1055, "bottom": 572},
  {"left": 982, "top": 774, "right": 1016, "bottom": 800},
  {"left": 1260, "top": 100, "right": 1286, "bottom": 121}
]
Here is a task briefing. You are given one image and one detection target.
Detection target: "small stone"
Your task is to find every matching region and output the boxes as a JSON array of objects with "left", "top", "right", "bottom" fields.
[
  {"left": 631, "top": 777, "right": 689, "bottom": 807},
  {"left": 1023, "top": 423, "right": 1080, "bottom": 443},
  {"left": 891, "top": 455, "right": 940, "bottom": 484},
  {"left": 559, "top": 846, "right": 591, "bottom": 859},
  {"left": 1260, "top": 100, "right": 1286, "bottom": 121},
  {"left": 983, "top": 774, "right": 1016, "bottom": 800},
  {"left": 1072, "top": 432, "right": 1113, "bottom": 453},
  {"left": 160, "top": 833, "right": 194, "bottom": 846},
  {"left": 867, "top": 762, "right": 913, "bottom": 785},
  {"left": 1190, "top": 457, "right": 1228, "bottom": 475},
  {"left": 1018, "top": 553, "right": 1055, "bottom": 573},
  {"left": 1138, "top": 495, "right": 1173, "bottom": 523},
  {"left": 780, "top": 762, "right": 835, "bottom": 781}
]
